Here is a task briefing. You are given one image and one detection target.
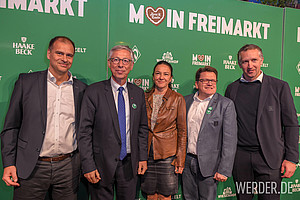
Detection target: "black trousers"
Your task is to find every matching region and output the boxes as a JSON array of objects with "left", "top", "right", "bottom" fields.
[
  {"left": 14, "top": 152, "right": 80, "bottom": 200},
  {"left": 233, "top": 148, "right": 282, "bottom": 200},
  {"left": 89, "top": 155, "right": 137, "bottom": 200}
]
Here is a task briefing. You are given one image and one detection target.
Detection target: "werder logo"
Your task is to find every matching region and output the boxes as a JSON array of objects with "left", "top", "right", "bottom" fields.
[
  {"left": 129, "top": 3, "right": 270, "bottom": 39},
  {"left": 218, "top": 187, "right": 236, "bottom": 198},
  {"left": 223, "top": 55, "right": 237, "bottom": 70},
  {"left": 192, "top": 53, "right": 211, "bottom": 66},
  {"left": 145, "top": 6, "right": 166, "bottom": 26},
  {"left": 13, "top": 37, "right": 35, "bottom": 56},
  {"left": 262, "top": 63, "right": 269, "bottom": 68},
  {"left": 157, "top": 52, "right": 178, "bottom": 63},
  {"left": 296, "top": 61, "right": 300, "bottom": 74},
  {"left": 132, "top": 45, "right": 141, "bottom": 63}
]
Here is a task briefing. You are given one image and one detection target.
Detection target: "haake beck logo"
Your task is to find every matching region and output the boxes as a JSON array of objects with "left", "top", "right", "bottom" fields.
[
  {"left": 145, "top": 6, "right": 166, "bottom": 26},
  {"left": 13, "top": 37, "right": 35, "bottom": 56}
]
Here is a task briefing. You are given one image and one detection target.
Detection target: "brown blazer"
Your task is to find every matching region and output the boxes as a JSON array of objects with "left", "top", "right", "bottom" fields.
[{"left": 145, "top": 88, "right": 187, "bottom": 167}]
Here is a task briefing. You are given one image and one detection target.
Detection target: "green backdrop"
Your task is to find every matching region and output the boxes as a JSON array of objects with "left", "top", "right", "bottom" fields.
[{"left": 0, "top": 0, "right": 299, "bottom": 199}]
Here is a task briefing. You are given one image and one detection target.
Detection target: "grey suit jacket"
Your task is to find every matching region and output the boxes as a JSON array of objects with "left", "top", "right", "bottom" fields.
[
  {"left": 78, "top": 79, "right": 148, "bottom": 186},
  {"left": 225, "top": 74, "right": 299, "bottom": 169},
  {"left": 1, "top": 70, "right": 87, "bottom": 179},
  {"left": 185, "top": 93, "right": 237, "bottom": 177}
]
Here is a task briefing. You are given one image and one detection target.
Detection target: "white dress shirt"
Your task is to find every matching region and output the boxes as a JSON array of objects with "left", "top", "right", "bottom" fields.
[
  {"left": 111, "top": 78, "right": 131, "bottom": 153},
  {"left": 187, "top": 92, "right": 213, "bottom": 155},
  {"left": 40, "top": 70, "right": 76, "bottom": 157}
]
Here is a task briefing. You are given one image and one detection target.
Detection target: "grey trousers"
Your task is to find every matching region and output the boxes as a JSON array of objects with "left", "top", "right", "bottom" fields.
[{"left": 182, "top": 154, "right": 218, "bottom": 200}]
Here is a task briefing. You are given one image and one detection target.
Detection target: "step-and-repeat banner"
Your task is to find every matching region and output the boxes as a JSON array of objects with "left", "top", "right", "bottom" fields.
[{"left": 0, "top": 0, "right": 299, "bottom": 199}]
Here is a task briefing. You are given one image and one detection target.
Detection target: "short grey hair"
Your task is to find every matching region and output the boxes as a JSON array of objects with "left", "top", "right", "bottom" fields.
[
  {"left": 108, "top": 45, "right": 134, "bottom": 62},
  {"left": 238, "top": 44, "right": 263, "bottom": 64}
]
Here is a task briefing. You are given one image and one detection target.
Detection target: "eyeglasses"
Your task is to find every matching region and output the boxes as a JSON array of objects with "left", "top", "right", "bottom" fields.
[
  {"left": 109, "top": 57, "right": 132, "bottom": 65},
  {"left": 198, "top": 79, "right": 217, "bottom": 84}
]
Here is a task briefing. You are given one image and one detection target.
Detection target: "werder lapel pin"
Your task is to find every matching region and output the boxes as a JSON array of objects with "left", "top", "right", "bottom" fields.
[{"left": 132, "top": 103, "right": 137, "bottom": 109}]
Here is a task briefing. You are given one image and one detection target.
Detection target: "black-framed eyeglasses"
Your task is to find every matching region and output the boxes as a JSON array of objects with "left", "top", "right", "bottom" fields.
[
  {"left": 109, "top": 57, "right": 132, "bottom": 65},
  {"left": 198, "top": 79, "right": 218, "bottom": 84}
]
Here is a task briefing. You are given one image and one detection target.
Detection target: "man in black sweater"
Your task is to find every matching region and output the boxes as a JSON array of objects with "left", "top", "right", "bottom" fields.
[{"left": 225, "top": 44, "right": 299, "bottom": 200}]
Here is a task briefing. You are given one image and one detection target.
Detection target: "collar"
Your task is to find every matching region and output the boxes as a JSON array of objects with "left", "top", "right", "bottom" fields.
[
  {"left": 110, "top": 77, "right": 128, "bottom": 93},
  {"left": 47, "top": 69, "right": 73, "bottom": 85},
  {"left": 240, "top": 71, "right": 263, "bottom": 83},
  {"left": 193, "top": 91, "right": 213, "bottom": 102}
]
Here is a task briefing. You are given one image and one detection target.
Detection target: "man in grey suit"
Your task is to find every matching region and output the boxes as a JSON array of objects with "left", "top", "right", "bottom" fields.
[
  {"left": 78, "top": 45, "right": 148, "bottom": 200},
  {"left": 225, "top": 44, "right": 299, "bottom": 200},
  {"left": 1, "top": 36, "right": 87, "bottom": 199},
  {"left": 182, "top": 66, "right": 237, "bottom": 200}
]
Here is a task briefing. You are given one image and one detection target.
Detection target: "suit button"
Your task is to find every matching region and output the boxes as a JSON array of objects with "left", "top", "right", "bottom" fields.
[
  {"left": 42, "top": 131, "right": 45, "bottom": 135},
  {"left": 36, "top": 148, "right": 40, "bottom": 152}
]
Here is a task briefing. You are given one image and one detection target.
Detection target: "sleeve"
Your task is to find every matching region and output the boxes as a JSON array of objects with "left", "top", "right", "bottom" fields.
[
  {"left": 77, "top": 89, "right": 98, "bottom": 174},
  {"left": 281, "top": 82, "right": 299, "bottom": 163},
  {"left": 217, "top": 100, "right": 238, "bottom": 177},
  {"left": 138, "top": 91, "right": 149, "bottom": 161},
  {"left": 1, "top": 74, "right": 23, "bottom": 168},
  {"left": 174, "top": 95, "right": 187, "bottom": 167}
]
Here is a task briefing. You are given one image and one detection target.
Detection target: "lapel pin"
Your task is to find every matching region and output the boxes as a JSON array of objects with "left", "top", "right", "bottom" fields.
[
  {"left": 132, "top": 103, "right": 137, "bottom": 109},
  {"left": 206, "top": 107, "right": 213, "bottom": 114}
]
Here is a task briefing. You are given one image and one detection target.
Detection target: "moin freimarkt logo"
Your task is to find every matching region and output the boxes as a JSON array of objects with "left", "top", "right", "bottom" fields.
[
  {"left": 218, "top": 187, "right": 236, "bottom": 198},
  {"left": 156, "top": 51, "right": 178, "bottom": 63},
  {"left": 223, "top": 55, "right": 237, "bottom": 70},
  {"left": 192, "top": 53, "right": 211, "bottom": 66},
  {"left": 128, "top": 77, "right": 150, "bottom": 91},
  {"left": 13, "top": 37, "right": 35, "bottom": 56},
  {"left": 132, "top": 45, "right": 141, "bottom": 63}
]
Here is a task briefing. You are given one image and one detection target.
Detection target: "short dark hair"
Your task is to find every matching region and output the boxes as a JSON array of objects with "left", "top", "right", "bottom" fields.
[
  {"left": 238, "top": 44, "right": 263, "bottom": 64},
  {"left": 48, "top": 36, "right": 75, "bottom": 53},
  {"left": 108, "top": 45, "right": 134, "bottom": 62},
  {"left": 195, "top": 66, "right": 218, "bottom": 81}
]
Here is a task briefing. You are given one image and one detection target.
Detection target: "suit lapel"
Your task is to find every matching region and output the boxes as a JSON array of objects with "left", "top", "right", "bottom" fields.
[
  {"left": 199, "top": 93, "right": 218, "bottom": 134},
  {"left": 127, "top": 83, "right": 135, "bottom": 137},
  {"left": 38, "top": 70, "right": 47, "bottom": 128},
  {"left": 104, "top": 80, "right": 121, "bottom": 141},
  {"left": 257, "top": 75, "right": 269, "bottom": 124},
  {"left": 73, "top": 79, "right": 80, "bottom": 128}
]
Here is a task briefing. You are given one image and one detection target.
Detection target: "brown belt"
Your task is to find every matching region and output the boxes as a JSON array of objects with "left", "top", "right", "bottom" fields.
[{"left": 38, "top": 150, "right": 77, "bottom": 162}]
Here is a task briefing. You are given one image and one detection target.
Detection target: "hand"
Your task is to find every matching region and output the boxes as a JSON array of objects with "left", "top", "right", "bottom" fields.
[
  {"left": 138, "top": 161, "right": 147, "bottom": 175},
  {"left": 2, "top": 166, "right": 20, "bottom": 186},
  {"left": 213, "top": 172, "right": 228, "bottom": 182},
  {"left": 84, "top": 169, "right": 101, "bottom": 183},
  {"left": 281, "top": 160, "right": 296, "bottom": 178},
  {"left": 175, "top": 166, "right": 184, "bottom": 174}
]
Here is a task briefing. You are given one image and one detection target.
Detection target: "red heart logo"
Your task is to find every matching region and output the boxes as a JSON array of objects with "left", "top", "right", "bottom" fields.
[
  {"left": 145, "top": 6, "right": 166, "bottom": 26},
  {"left": 134, "top": 79, "right": 142, "bottom": 86},
  {"left": 198, "top": 55, "right": 205, "bottom": 61}
]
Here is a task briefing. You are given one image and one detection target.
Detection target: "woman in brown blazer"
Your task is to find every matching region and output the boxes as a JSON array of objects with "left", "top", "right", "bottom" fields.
[{"left": 141, "top": 61, "right": 187, "bottom": 200}]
